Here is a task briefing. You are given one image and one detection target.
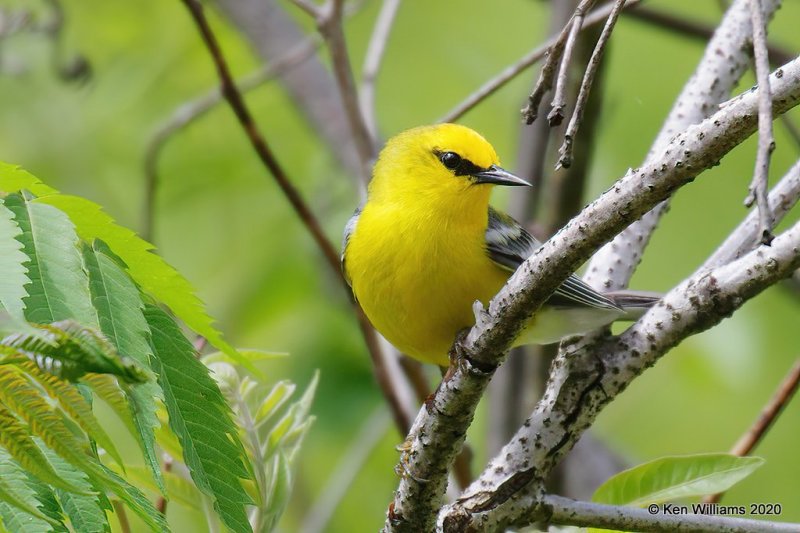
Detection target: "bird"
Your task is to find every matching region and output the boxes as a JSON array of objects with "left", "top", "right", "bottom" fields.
[{"left": 342, "top": 124, "right": 659, "bottom": 367}]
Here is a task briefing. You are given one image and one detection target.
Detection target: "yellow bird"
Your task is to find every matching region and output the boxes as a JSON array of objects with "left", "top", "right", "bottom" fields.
[{"left": 342, "top": 124, "right": 658, "bottom": 366}]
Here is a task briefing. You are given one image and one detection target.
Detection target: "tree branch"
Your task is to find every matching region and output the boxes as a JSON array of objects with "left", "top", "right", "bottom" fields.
[
  {"left": 745, "top": 0, "right": 776, "bottom": 244},
  {"left": 142, "top": 35, "right": 322, "bottom": 241},
  {"left": 546, "top": 0, "right": 598, "bottom": 127},
  {"left": 557, "top": 0, "right": 626, "bottom": 168},
  {"left": 215, "top": 0, "right": 362, "bottom": 177},
  {"left": 178, "top": 0, "right": 415, "bottom": 439},
  {"left": 583, "top": 0, "right": 782, "bottom": 293},
  {"left": 385, "top": 56, "right": 800, "bottom": 532},
  {"left": 292, "top": 0, "right": 378, "bottom": 181},
  {"left": 521, "top": 0, "right": 597, "bottom": 125},
  {"left": 448, "top": 219, "right": 800, "bottom": 530},
  {"left": 438, "top": 0, "right": 643, "bottom": 124},
  {"left": 360, "top": 0, "right": 402, "bottom": 140},
  {"left": 542, "top": 494, "right": 800, "bottom": 533},
  {"left": 704, "top": 358, "right": 800, "bottom": 504}
]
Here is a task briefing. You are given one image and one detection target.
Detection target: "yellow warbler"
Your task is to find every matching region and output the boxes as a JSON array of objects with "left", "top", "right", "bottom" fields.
[{"left": 342, "top": 124, "right": 657, "bottom": 366}]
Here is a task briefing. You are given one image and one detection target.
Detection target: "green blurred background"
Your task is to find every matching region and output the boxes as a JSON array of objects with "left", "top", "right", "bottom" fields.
[{"left": 1, "top": 0, "right": 798, "bottom": 530}]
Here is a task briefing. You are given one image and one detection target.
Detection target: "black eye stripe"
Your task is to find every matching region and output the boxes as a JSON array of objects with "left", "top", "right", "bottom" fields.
[{"left": 433, "top": 150, "right": 486, "bottom": 176}]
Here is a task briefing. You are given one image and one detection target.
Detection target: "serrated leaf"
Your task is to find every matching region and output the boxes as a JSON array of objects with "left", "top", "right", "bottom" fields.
[
  {"left": 0, "top": 448, "right": 65, "bottom": 532},
  {"left": 3, "top": 321, "right": 149, "bottom": 383},
  {"left": 36, "top": 194, "right": 252, "bottom": 371},
  {"left": 0, "top": 471, "right": 62, "bottom": 529},
  {"left": 0, "top": 366, "right": 167, "bottom": 531},
  {"left": 592, "top": 453, "right": 765, "bottom": 506},
  {"left": 40, "top": 446, "right": 110, "bottom": 533},
  {"left": 95, "top": 464, "right": 170, "bottom": 533},
  {"left": 144, "top": 305, "right": 253, "bottom": 533},
  {"left": 0, "top": 199, "right": 31, "bottom": 324},
  {"left": 2, "top": 194, "right": 95, "bottom": 328},
  {"left": 80, "top": 374, "right": 137, "bottom": 437},
  {"left": 0, "top": 401, "right": 85, "bottom": 494},
  {"left": 0, "top": 162, "right": 57, "bottom": 197},
  {"left": 19, "top": 361, "right": 123, "bottom": 469},
  {"left": 82, "top": 242, "right": 164, "bottom": 493}
]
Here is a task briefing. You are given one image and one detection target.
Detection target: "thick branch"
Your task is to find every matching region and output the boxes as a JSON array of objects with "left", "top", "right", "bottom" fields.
[
  {"left": 449, "top": 220, "right": 800, "bottom": 530},
  {"left": 543, "top": 494, "right": 800, "bottom": 533},
  {"left": 384, "top": 57, "right": 800, "bottom": 532},
  {"left": 583, "top": 0, "right": 782, "bottom": 292}
]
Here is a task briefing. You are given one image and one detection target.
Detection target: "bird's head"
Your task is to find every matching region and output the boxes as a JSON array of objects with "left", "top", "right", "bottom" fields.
[{"left": 368, "top": 124, "right": 530, "bottom": 208}]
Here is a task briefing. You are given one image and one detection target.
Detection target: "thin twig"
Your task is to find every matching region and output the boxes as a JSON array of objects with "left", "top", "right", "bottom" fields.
[
  {"left": 112, "top": 500, "right": 131, "bottom": 533},
  {"left": 360, "top": 0, "right": 402, "bottom": 140},
  {"left": 522, "top": 0, "right": 596, "bottom": 125},
  {"left": 178, "top": 0, "right": 413, "bottom": 437},
  {"left": 288, "top": 0, "right": 320, "bottom": 18},
  {"left": 745, "top": 0, "right": 775, "bottom": 245},
  {"left": 155, "top": 454, "right": 174, "bottom": 515},
  {"left": 730, "top": 358, "right": 800, "bottom": 456},
  {"left": 547, "top": 0, "right": 598, "bottom": 127},
  {"left": 557, "top": 0, "right": 626, "bottom": 168},
  {"left": 440, "top": 0, "right": 641, "bottom": 124},
  {"left": 520, "top": 15, "right": 573, "bottom": 125},
  {"left": 704, "top": 359, "right": 800, "bottom": 504},
  {"left": 142, "top": 35, "right": 322, "bottom": 241},
  {"left": 178, "top": 0, "right": 339, "bottom": 273},
  {"left": 543, "top": 494, "right": 800, "bottom": 532},
  {"left": 298, "top": 0, "right": 377, "bottom": 180}
]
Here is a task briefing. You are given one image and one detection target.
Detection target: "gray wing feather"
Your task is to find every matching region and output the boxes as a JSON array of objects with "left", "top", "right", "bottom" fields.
[
  {"left": 341, "top": 207, "right": 361, "bottom": 287},
  {"left": 485, "top": 207, "right": 620, "bottom": 311}
]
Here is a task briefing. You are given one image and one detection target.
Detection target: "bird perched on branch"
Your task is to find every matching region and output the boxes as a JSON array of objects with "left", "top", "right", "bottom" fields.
[{"left": 342, "top": 124, "right": 659, "bottom": 366}]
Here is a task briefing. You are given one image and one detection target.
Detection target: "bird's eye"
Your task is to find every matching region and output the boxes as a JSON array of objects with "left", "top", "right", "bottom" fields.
[{"left": 439, "top": 151, "right": 462, "bottom": 170}]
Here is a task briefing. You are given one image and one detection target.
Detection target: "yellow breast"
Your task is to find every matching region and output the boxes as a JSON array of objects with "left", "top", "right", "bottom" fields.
[{"left": 345, "top": 199, "right": 508, "bottom": 366}]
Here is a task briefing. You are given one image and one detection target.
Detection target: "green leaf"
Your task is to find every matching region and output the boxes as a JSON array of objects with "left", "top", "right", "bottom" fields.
[
  {"left": 40, "top": 446, "right": 110, "bottom": 533},
  {"left": 82, "top": 242, "right": 164, "bottom": 493},
  {"left": 0, "top": 448, "right": 65, "bottom": 532},
  {"left": 0, "top": 366, "right": 167, "bottom": 531},
  {"left": 259, "top": 452, "right": 292, "bottom": 533},
  {"left": 592, "top": 453, "right": 766, "bottom": 506},
  {"left": 0, "top": 162, "right": 58, "bottom": 197},
  {"left": 0, "top": 199, "right": 31, "bottom": 324},
  {"left": 145, "top": 305, "right": 253, "bottom": 533},
  {"left": 36, "top": 194, "right": 252, "bottom": 371},
  {"left": 95, "top": 464, "right": 170, "bottom": 533},
  {"left": 0, "top": 401, "right": 85, "bottom": 494},
  {"left": 2, "top": 194, "right": 95, "bottom": 328},
  {"left": 3, "top": 321, "right": 149, "bottom": 383},
  {"left": 264, "top": 371, "right": 317, "bottom": 459}
]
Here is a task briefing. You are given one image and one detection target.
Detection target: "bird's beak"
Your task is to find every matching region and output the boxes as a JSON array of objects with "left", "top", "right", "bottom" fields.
[{"left": 472, "top": 165, "right": 531, "bottom": 187}]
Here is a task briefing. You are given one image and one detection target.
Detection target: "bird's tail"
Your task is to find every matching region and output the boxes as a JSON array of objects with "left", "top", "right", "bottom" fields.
[{"left": 605, "top": 290, "right": 662, "bottom": 321}]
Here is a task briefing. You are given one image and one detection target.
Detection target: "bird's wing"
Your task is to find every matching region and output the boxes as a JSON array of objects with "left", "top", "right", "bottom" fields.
[
  {"left": 485, "top": 207, "right": 620, "bottom": 310},
  {"left": 341, "top": 206, "right": 361, "bottom": 288}
]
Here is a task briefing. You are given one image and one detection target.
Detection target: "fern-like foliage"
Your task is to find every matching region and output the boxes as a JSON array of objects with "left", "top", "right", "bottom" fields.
[
  {"left": 205, "top": 353, "right": 317, "bottom": 532},
  {"left": 0, "top": 163, "right": 316, "bottom": 532}
]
